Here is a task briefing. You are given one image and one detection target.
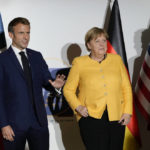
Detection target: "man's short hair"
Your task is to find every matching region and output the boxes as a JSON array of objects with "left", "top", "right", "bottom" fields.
[{"left": 8, "top": 17, "right": 30, "bottom": 33}]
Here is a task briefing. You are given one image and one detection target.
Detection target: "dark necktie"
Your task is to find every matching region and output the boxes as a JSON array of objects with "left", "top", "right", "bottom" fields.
[{"left": 19, "top": 51, "right": 35, "bottom": 105}]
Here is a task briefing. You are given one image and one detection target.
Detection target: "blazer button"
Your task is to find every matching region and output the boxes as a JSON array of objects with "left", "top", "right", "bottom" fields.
[{"left": 104, "top": 92, "right": 107, "bottom": 96}]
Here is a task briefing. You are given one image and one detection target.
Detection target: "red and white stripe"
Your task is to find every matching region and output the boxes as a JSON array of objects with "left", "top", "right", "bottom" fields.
[{"left": 135, "top": 46, "right": 150, "bottom": 123}]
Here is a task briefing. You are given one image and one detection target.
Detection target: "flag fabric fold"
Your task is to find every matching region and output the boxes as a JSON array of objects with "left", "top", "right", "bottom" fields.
[
  {"left": 105, "top": 0, "right": 141, "bottom": 149},
  {"left": 0, "top": 13, "right": 5, "bottom": 150},
  {"left": 0, "top": 13, "right": 6, "bottom": 52},
  {"left": 135, "top": 44, "right": 150, "bottom": 128}
]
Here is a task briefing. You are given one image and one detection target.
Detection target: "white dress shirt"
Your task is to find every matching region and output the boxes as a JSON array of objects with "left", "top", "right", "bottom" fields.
[{"left": 12, "top": 45, "right": 27, "bottom": 69}]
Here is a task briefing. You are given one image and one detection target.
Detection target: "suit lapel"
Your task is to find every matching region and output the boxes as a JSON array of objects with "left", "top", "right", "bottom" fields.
[
  {"left": 8, "top": 47, "right": 25, "bottom": 79},
  {"left": 26, "top": 49, "right": 35, "bottom": 80}
]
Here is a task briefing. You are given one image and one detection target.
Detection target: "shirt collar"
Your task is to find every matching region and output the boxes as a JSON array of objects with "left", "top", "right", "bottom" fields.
[{"left": 11, "top": 45, "right": 27, "bottom": 55}]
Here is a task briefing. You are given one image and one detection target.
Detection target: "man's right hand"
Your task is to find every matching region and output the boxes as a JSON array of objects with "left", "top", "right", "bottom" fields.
[
  {"left": 75, "top": 105, "right": 88, "bottom": 117},
  {"left": 1, "top": 125, "right": 15, "bottom": 141}
]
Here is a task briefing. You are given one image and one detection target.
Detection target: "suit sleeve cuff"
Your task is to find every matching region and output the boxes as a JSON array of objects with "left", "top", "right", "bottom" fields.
[{"left": 55, "top": 88, "right": 62, "bottom": 95}]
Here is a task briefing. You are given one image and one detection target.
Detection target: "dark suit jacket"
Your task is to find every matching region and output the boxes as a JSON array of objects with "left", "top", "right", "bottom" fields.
[{"left": 0, "top": 47, "right": 53, "bottom": 130}]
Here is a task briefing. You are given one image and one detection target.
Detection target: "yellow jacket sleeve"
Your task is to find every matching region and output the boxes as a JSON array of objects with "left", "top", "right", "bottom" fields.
[
  {"left": 119, "top": 56, "right": 133, "bottom": 115},
  {"left": 63, "top": 58, "right": 81, "bottom": 112}
]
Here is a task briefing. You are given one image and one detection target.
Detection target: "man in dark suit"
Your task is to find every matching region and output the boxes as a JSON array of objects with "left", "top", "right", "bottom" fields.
[{"left": 0, "top": 17, "right": 65, "bottom": 150}]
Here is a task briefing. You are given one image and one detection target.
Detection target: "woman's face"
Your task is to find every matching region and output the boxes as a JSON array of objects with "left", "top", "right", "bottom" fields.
[{"left": 87, "top": 34, "right": 107, "bottom": 57}]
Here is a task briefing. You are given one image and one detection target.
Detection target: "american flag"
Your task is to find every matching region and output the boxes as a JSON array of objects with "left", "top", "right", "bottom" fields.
[{"left": 135, "top": 44, "right": 150, "bottom": 127}]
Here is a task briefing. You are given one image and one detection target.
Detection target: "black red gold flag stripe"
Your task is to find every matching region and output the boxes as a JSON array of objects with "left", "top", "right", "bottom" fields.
[{"left": 105, "top": 0, "right": 141, "bottom": 149}]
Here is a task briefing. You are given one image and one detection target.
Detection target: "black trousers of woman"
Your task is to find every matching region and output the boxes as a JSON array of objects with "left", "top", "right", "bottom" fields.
[{"left": 79, "top": 109, "right": 125, "bottom": 150}]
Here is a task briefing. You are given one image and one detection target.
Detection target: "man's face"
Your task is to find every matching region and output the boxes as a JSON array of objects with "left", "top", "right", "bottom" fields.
[{"left": 9, "top": 23, "right": 30, "bottom": 50}]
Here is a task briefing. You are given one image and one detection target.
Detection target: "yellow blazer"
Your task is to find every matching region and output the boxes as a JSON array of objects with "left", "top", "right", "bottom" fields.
[{"left": 63, "top": 54, "right": 133, "bottom": 121}]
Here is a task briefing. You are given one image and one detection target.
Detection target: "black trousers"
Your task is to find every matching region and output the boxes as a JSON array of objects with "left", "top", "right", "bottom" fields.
[{"left": 79, "top": 110, "right": 125, "bottom": 150}]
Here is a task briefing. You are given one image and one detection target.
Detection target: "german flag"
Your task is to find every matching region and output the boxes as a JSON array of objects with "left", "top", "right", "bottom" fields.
[{"left": 106, "top": 0, "right": 141, "bottom": 149}]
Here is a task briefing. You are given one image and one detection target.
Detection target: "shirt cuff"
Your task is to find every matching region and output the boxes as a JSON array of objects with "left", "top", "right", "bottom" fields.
[{"left": 55, "top": 88, "right": 62, "bottom": 95}]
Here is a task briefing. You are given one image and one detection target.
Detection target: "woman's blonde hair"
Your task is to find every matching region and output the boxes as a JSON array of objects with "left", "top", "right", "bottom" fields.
[{"left": 85, "top": 27, "right": 108, "bottom": 51}]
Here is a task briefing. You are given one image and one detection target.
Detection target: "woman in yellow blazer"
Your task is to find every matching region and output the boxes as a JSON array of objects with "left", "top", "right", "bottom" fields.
[{"left": 63, "top": 27, "right": 133, "bottom": 150}]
